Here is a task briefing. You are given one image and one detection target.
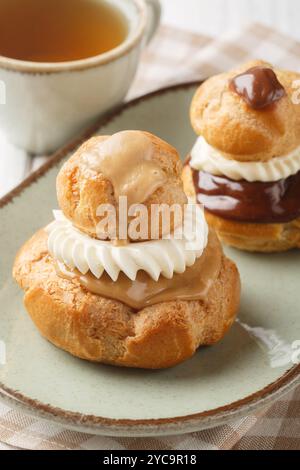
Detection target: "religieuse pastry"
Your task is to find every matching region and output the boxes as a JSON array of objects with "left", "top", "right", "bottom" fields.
[
  {"left": 182, "top": 60, "right": 300, "bottom": 252},
  {"left": 13, "top": 130, "right": 240, "bottom": 369}
]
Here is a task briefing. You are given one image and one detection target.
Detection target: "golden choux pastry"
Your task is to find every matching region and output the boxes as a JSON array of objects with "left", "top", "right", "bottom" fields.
[
  {"left": 183, "top": 60, "right": 300, "bottom": 252},
  {"left": 13, "top": 130, "right": 240, "bottom": 369},
  {"left": 13, "top": 229, "right": 240, "bottom": 369},
  {"left": 57, "top": 131, "right": 187, "bottom": 240}
]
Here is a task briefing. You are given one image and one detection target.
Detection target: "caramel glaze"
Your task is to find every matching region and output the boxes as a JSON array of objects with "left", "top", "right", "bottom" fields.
[
  {"left": 192, "top": 167, "right": 300, "bottom": 224},
  {"left": 229, "top": 66, "right": 286, "bottom": 110},
  {"left": 55, "top": 231, "right": 222, "bottom": 311},
  {"left": 82, "top": 130, "right": 167, "bottom": 206}
]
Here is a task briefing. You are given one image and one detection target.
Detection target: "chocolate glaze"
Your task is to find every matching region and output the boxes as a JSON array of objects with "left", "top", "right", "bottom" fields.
[
  {"left": 229, "top": 66, "right": 286, "bottom": 110},
  {"left": 192, "top": 168, "right": 300, "bottom": 223}
]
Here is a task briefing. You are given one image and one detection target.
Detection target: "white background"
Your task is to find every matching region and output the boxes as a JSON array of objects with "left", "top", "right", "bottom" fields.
[{"left": 1, "top": 0, "right": 300, "bottom": 197}]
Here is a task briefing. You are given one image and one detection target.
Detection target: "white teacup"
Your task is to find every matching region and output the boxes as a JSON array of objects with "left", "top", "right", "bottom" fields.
[{"left": 0, "top": 0, "right": 160, "bottom": 154}]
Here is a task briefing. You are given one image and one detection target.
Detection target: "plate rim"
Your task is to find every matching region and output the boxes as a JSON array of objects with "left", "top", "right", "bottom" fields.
[{"left": 1, "top": 80, "right": 299, "bottom": 433}]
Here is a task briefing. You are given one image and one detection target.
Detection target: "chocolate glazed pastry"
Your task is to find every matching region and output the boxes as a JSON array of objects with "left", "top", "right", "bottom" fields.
[
  {"left": 192, "top": 169, "right": 300, "bottom": 224},
  {"left": 184, "top": 59, "right": 300, "bottom": 252}
]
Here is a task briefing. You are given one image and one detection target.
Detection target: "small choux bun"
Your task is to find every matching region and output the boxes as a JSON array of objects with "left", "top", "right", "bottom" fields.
[
  {"left": 57, "top": 131, "right": 187, "bottom": 240},
  {"left": 190, "top": 60, "right": 300, "bottom": 162}
]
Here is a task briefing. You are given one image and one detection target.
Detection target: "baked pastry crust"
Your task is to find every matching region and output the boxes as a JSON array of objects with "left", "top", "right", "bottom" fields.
[
  {"left": 190, "top": 60, "right": 300, "bottom": 162},
  {"left": 182, "top": 164, "right": 300, "bottom": 252},
  {"left": 13, "top": 229, "right": 240, "bottom": 369},
  {"left": 57, "top": 132, "right": 187, "bottom": 240}
]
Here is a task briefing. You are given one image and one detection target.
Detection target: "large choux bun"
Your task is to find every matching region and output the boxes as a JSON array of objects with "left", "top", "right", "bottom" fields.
[
  {"left": 13, "top": 229, "right": 240, "bottom": 369},
  {"left": 57, "top": 131, "right": 187, "bottom": 240},
  {"left": 190, "top": 60, "right": 300, "bottom": 162}
]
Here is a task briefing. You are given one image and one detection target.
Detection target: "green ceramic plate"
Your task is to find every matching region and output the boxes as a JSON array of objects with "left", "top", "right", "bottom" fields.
[{"left": 0, "top": 83, "right": 299, "bottom": 437}]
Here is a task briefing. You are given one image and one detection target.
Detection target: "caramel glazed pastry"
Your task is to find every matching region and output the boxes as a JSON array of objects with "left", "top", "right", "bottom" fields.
[
  {"left": 183, "top": 60, "right": 300, "bottom": 252},
  {"left": 13, "top": 130, "right": 240, "bottom": 369}
]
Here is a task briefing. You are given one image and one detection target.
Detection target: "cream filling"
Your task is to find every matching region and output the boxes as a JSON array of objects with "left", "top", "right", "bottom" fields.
[
  {"left": 190, "top": 136, "right": 300, "bottom": 182},
  {"left": 45, "top": 203, "right": 208, "bottom": 282}
]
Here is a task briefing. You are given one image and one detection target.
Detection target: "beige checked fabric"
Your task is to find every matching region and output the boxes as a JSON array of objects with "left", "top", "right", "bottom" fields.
[
  {"left": 0, "top": 23, "right": 300, "bottom": 451},
  {"left": 130, "top": 22, "right": 300, "bottom": 96}
]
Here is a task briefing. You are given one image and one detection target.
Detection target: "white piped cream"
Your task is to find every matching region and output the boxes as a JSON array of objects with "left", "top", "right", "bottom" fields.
[
  {"left": 190, "top": 136, "right": 300, "bottom": 182},
  {"left": 46, "top": 203, "right": 208, "bottom": 282}
]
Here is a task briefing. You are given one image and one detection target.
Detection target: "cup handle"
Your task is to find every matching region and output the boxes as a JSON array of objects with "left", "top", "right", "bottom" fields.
[{"left": 144, "top": 0, "right": 161, "bottom": 45}]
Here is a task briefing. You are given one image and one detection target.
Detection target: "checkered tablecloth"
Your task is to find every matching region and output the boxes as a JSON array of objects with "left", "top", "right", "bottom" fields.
[{"left": 0, "top": 23, "right": 299, "bottom": 451}]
